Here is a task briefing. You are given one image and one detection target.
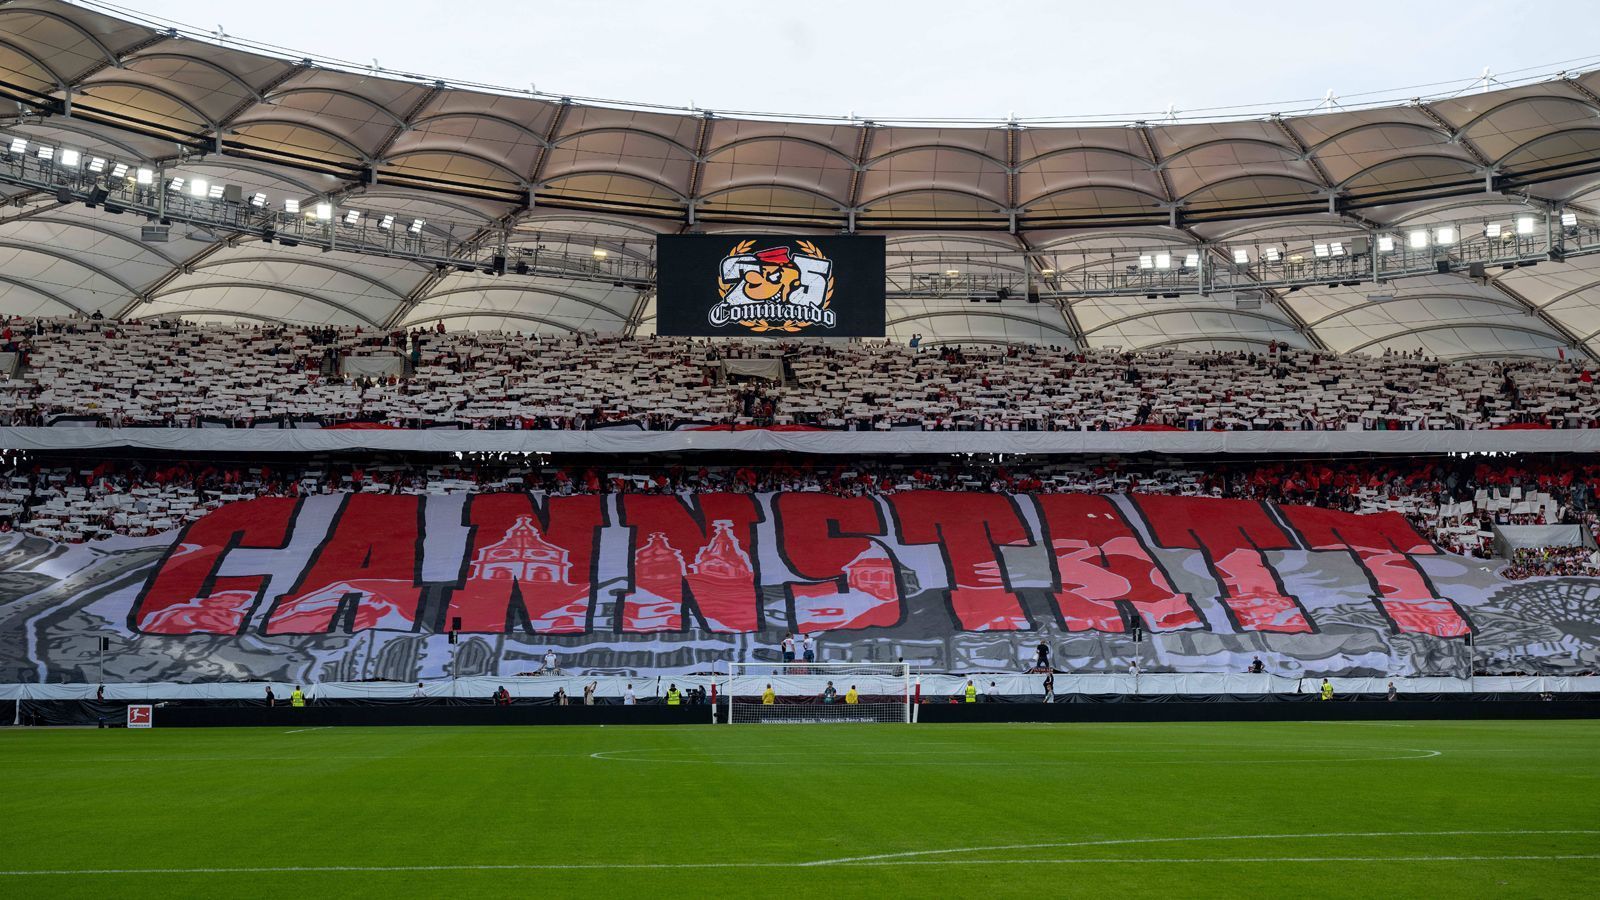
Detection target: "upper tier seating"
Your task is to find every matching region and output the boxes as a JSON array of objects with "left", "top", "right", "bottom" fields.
[{"left": 0, "top": 317, "right": 1595, "bottom": 430}]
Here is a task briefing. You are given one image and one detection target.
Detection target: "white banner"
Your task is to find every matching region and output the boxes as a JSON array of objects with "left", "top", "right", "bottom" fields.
[
  {"left": 1, "top": 426, "right": 1597, "bottom": 455},
  {"left": 5, "top": 674, "right": 1597, "bottom": 700}
]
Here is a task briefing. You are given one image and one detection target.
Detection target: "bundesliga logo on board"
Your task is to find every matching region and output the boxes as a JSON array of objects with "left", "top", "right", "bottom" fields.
[{"left": 710, "top": 239, "right": 837, "bottom": 333}]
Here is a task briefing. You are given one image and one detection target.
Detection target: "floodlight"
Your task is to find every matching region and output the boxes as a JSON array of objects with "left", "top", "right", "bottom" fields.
[
  {"left": 1515, "top": 215, "right": 1536, "bottom": 235},
  {"left": 250, "top": 192, "right": 267, "bottom": 208},
  {"left": 1231, "top": 248, "right": 1249, "bottom": 264},
  {"left": 593, "top": 248, "right": 609, "bottom": 259},
  {"left": 409, "top": 218, "right": 424, "bottom": 233},
  {"left": 59, "top": 148, "right": 80, "bottom": 167},
  {"left": 1137, "top": 254, "right": 1153, "bottom": 270},
  {"left": 36, "top": 145, "right": 53, "bottom": 161},
  {"left": 1314, "top": 243, "right": 1330, "bottom": 258},
  {"left": 1330, "top": 241, "right": 1345, "bottom": 257},
  {"left": 284, "top": 198, "right": 300, "bottom": 214},
  {"left": 87, "top": 157, "right": 105, "bottom": 173},
  {"left": 1377, "top": 235, "right": 1395, "bottom": 253},
  {"left": 1183, "top": 252, "right": 1199, "bottom": 268},
  {"left": 315, "top": 202, "right": 332, "bottom": 221},
  {"left": 135, "top": 168, "right": 153, "bottom": 185},
  {"left": 1561, "top": 211, "right": 1579, "bottom": 227},
  {"left": 1408, "top": 229, "right": 1428, "bottom": 249},
  {"left": 189, "top": 178, "right": 208, "bottom": 198},
  {"left": 168, "top": 176, "right": 185, "bottom": 192},
  {"left": 1434, "top": 226, "right": 1456, "bottom": 245},
  {"left": 944, "top": 268, "right": 960, "bottom": 277},
  {"left": 7, "top": 138, "right": 25, "bottom": 154},
  {"left": 207, "top": 184, "right": 224, "bottom": 200},
  {"left": 111, "top": 162, "right": 128, "bottom": 178},
  {"left": 1264, "top": 246, "right": 1281, "bottom": 263},
  {"left": 1485, "top": 222, "right": 1501, "bottom": 239},
  {"left": 343, "top": 209, "right": 361, "bottom": 225},
  {"left": 1155, "top": 252, "right": 1172, "bottom": 270},
  {"left": 379, "top": 214, "right": 395, "bottom": 230}
]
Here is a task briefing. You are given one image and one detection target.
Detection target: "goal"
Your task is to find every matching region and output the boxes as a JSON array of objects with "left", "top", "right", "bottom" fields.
[{"left": 725, "top": 661, "right": 912, "bottom": 724}]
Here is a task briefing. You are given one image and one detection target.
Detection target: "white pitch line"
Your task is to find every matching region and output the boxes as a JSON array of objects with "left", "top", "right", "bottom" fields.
[
  {"left": 836, "top": 854, "right": 1600, "bottom": 867},
  {"left": 2, "top": 854, "right": 1596, "bottom": 877},
  {"left": 589, "top": 747, "right": 1444, "bottom": 765},
  {"left": 802, "top": 829, "right": 1600, "bottom": 866},
  {"left": 2, "top": 831, "right": 1595, "bottom": 876},
  {"left": 282, "top": 727, "right": 331, "bottom": 735}
]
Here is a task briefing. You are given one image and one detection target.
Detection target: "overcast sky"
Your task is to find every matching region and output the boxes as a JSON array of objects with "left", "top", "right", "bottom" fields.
[{"left": 113, "top": 0, "right": 1600, "bottom": 121}]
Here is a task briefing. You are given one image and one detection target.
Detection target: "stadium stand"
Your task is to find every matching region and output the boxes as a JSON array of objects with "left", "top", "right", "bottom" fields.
[
  {"left": 2, "top": 318, "right": 1599, "bottom": 430},
  {"left": 2, "top": 452, "right": 1596, "bottom": 566},
  {"left": 0, "top": 1, "right": 1598, "bottom": 699}
]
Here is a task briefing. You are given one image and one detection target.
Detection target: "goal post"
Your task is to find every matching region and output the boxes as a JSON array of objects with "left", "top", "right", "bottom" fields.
[{"left": 724, "top": 661, "right": 912, "bottom": 724}]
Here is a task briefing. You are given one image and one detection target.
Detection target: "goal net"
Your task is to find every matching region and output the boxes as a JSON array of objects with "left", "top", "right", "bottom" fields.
[{"left": 725, "top": 662, "right": 911, "bottom": 724}]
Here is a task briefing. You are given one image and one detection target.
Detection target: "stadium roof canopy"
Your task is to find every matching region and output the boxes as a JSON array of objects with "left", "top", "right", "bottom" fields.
[{"left": 4, "top": 0, "right": 1600, "bottom": 358}]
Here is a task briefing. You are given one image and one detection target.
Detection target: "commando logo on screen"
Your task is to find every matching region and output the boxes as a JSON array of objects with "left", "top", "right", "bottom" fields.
[{"left": 710, "top": 239, "right": 837, "bottom": 334}]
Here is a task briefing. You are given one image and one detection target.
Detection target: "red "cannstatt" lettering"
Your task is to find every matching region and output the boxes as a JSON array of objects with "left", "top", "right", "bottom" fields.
[
  {"left": 1035, "top": 494, "right": 1204, "bottom": 633},
  {"left": 617, "top": 493, "right": 762, "bottom": 633},
  {"left": 132, "top": 496, "right": 299, "bottom": 634},
  {"left": 1278, "top": 504, "right": 1470, "bottom": 637},
  {"left": 888, "top": 492, "right": 1034, "bottom": 631},
  {"left": 1132, "top": 495, "right": 1312, "bottom": 633}
]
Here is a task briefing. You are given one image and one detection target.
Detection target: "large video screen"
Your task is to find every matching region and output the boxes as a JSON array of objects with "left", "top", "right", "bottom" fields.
[{"left": 655, "top": 234, "right": 886, "bottom": 337}]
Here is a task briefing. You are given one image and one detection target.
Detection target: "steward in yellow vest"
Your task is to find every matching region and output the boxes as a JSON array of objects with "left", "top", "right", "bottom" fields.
[
  {"left": 666, "top": 685, "right": 682, "bottom": 705},
  {"left": 290, "top": 687, "right": 306, "bottom": 708},
  {"left": 964, "top": 681, "right": 977, "bottom": 703}
]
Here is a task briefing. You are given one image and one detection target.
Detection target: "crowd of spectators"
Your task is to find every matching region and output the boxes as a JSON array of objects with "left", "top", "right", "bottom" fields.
[
  {"left": 2, "top": 453, "right": 1598, "bottom": 578},
  {"left": 1500, "top": 545, "right": 1600, "bottom": 579},
  {"left": 1, "top": 317, "right": 1599, "bottom": 430}
]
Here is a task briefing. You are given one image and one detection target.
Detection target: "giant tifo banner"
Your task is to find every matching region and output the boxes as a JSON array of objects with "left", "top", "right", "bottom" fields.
[{"left": 2, "top": 492, "right": 1598, "bottom": 683}]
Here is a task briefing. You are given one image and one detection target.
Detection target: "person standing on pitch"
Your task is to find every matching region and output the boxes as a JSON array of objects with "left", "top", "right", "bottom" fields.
[
  {"left": 290, "top": 685, "right": 306, "bottom": 708},
  {"left": 665, "top": 684, "right": 682, "bottom": 705},
  {"left": 1386, "top": 682, "right": 1398, "bottom": 702},
  {"left": 845, "top": 685, "right": 859, "bottom": 705},
  {"left": 265, "top": 685, "right": 276, "bottom": 707},
  {"left": 1320, "top": 678, "right": 1334, "bottom": 701},
  {"left": 624, "top": 684, "right": 636, "bottom": 705},
  {"left": 1043, "top": 671, "right": 1055, "bottom": 703},
  {"left": 964, "top": 680, "right": 977, "bottom": 703},
  {"left": 821, "top": 681, "right": 837, "bottom": 704},
  {"left": 583, "top": 681, "right": 597, "bottom": 706},
  {"left": 762, "top": 683, "right": 776, "bottom": 705}
]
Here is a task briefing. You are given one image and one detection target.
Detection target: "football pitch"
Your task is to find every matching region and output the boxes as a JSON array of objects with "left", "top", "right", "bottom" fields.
[{"left": 2, "top": 720, "right": 1597, "bottom": 898}]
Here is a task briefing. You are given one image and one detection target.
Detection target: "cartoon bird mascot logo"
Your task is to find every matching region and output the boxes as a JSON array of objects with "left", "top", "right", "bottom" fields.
[{"left": 710, "top": 239, "right": 836, "bottom": 333}]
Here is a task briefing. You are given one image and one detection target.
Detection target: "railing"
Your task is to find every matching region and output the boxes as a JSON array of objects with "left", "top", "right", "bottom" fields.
[{"left": 4, "top": 136, "right": 1598, "bottom": 306}]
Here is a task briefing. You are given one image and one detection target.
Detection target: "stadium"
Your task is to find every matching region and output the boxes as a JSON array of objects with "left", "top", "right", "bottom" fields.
[{"left": 1, "top": 0, "right": 1598, "bottom": 895}]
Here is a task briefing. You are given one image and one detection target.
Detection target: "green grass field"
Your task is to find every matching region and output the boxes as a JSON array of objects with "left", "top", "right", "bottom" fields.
[{"left": 3, "top": 721, "right": 1597, "bottom": 898}]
